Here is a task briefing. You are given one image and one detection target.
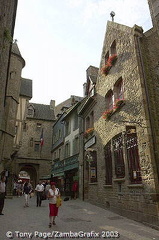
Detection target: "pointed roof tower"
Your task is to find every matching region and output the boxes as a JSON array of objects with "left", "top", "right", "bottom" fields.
[{"left": 11, "top": 40, "right": 25, "bottom": 67}]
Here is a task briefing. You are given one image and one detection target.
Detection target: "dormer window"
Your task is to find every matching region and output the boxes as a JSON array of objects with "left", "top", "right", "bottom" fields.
[{"left": 27, "top": 105, "right": 34, "bottom": 117}]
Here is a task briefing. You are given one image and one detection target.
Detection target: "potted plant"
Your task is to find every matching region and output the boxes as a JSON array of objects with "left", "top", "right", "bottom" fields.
[
  {"left": 102, "top": 109, "right": 113, "bottom": 120},
  {"left": 83, "top": 127, "right": 94, "bottom": 138},
  {"left": 101, "top": 54, "right": 117, "bottom": 76},
  {"left": 115, "top": 99, "right": 125, "bottom": 108}
]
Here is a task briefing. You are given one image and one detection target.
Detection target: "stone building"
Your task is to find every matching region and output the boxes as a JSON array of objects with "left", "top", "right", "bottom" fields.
[
  {"left": 14, "top": 101, "right": 56, "bottom": 187},
  {"left": 79, "top": 0, "right": 159, "bottom": 228},
  {"left": 0, "top": 0, "right": 18, "bottom": 173},
  {"left": 1, "top": 40, "right": 26, "bottom": 196},
  {"left": 51, "top": 95, "right": 83, "bottom": 195}
]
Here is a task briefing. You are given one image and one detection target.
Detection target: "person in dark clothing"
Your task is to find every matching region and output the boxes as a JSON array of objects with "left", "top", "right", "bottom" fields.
[
  {"left": 23, "top": 182, "right": 31, "bottom": 207},
  {"left": 35, "top": 181, "right": 44, "bottom": 207},
  {"left": 0, "top": 176, "right": 6, "bottom": 215}
]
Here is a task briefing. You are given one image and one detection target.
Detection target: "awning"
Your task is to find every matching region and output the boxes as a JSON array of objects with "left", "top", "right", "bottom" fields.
[
  {"left": 53, "top": 172, "right": 64, "bottom": 177},
  {"left": 40, "top": 175, "right": 51, "bottom": 180}
]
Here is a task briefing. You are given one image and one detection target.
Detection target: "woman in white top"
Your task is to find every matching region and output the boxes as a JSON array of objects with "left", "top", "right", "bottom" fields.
[{"left": 48, "top": 182, "right": 60, "bottom": 227}]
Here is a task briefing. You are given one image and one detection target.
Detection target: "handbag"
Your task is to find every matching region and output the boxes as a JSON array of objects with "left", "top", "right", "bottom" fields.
[
  {"left": 56, "top": 196, "right": 62, "bottom": 207},
  {"left": 41, "top": 191, "right": 46, "bottom": 200}
]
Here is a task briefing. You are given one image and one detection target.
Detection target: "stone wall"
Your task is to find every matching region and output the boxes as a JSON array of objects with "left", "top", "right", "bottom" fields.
[
  {"left": 0, "top": 0, "right": 18, "bottom": 170},
  {"left": 15, "top": 118, "right": 54, "bottom": 182},
  {"left": 86, "top": 21, "right": 159, "bottom": 227}
]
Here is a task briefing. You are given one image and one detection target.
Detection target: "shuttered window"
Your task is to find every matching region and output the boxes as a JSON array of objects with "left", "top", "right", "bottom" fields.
[
  {"left": 104, "top": 141, "right": 113, "bottom": 185},
  {"left": 126, "top": 127, "right": 142, "bottom": 184},
  {"left": 112, "top": 133, "right": 125, "bottom": 178}
]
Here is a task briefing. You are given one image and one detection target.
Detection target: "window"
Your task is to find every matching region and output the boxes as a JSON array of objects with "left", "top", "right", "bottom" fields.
[
  {"left": 126, "top": 126, "right": 142, "bottom": 184},
  {"left": 28, "top": 107, "right": 34, "bottom": 116},
  {"left": 110, "top": 40, "right": 117, "bottom": 55},
  {"left": 114, "top": 78, "right": 124, "bottom": 101},
  {"left": 30, "top": 138, "right": 33, "bottom": 147},
  {"left": 34, "top": 142, "right": 40, "bottom": 152},
  {"left": 105, "top": 51, "right": 109, "bottom": 65},
  {"left": 36, "top": 123, "right": 42, "bottom": 130},
  {"left": 73, "top": 113, "right": 78, "bottom": 130},
  {"left": 23, "top": 122, "right": 27, "bottom": 131},
  {"left": 15, "top": 126, "right": 18, "bottom": 134},
  {"left": 86, "top": 116, "right": 90, "bottom": 129},
  {"left": 106, "top": 90, "right": 114, "bottom": 110},
  {"left": 104, "top": 141, "right": 113, "bottom": 185},
  {"left": 73, "top": 136, "right": 79, "bottom": 155},
  {"left": 89, "top": 151, "right": 97, "bottom": 183},
  {"left": 90, "top": 111, "right": 94, "bottom": 128},
  {"left": 58, "top": 129, "right": 61, "bottom": 139},
  {"left": 65, "top": 121, "right": 70, "bottom": 136},
  {"left": 65, "top": 142, "right": 70, "bottom": 158},
  {"left": 112, "top": 133, "right": 125, "bottom": 178}
]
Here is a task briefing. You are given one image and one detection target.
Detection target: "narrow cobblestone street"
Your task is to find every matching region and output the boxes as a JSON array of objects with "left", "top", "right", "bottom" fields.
[{"left": 0, "top": 196, "right": 158, "bottom": 240}]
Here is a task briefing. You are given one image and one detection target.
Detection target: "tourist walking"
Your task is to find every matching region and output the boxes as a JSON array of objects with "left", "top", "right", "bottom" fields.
[
  {"left": 0, "top": 176, "right": 6, "bottom": 215},
  {"left": 48, "top": 182, "right": 60, "bottom": 227},
  {"left": 35, "top": 180, "right": 44, "bottom": 207},
  {"left": 23, "top": 182, "right": 32, "bottom": 207},
  {"left": 71, "top": 180, "right": 78, "bottom": 200}
]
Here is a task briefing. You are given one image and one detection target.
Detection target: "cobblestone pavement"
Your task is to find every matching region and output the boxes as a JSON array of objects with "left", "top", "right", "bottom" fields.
[{"left": 0, "top": 196, "right": 158, "bottom": 240}]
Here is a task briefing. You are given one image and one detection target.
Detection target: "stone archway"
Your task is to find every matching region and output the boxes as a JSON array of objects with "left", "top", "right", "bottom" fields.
[{"left": 19, "top": 164, "right": 37, "bottom": 188}]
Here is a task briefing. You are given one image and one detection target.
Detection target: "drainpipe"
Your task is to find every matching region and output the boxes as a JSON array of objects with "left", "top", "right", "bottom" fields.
[{"left": 135, "top": 33, "right": 159, "bottom": 184}]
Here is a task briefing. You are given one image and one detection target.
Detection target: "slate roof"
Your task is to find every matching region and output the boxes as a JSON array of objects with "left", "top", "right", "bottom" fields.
[
  {"left": 27, "top": 103, "right": 55, "bottom": 121},
  {"left": 20, "top": 78, "right": 32, "bottom": 99},
  {"left": 55, "top": 95, "right": 83, "bottom": 117},
  {"left": 11, "top": 41, "right": 25, "bottom": 67}
]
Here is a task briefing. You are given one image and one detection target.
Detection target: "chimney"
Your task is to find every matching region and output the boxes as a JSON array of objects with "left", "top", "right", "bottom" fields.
[
  {"left": 50, "top": 100, "right": 55, "bottom": 109},
  {"left": 83, "top": 82, "right": 87, "bottom": 97}
]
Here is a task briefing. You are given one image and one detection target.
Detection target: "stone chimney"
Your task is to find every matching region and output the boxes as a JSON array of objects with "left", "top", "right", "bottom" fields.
[{"left": 50, "top": 100, "right": 55, "bottom": 109}]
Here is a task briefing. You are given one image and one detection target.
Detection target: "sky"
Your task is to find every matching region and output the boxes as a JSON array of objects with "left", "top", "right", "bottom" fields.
[{"left": 14, "top": 0, "right": 152, "bottom": 106}]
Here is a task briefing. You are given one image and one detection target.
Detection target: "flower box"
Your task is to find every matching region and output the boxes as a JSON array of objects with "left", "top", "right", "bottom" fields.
[
  {"left": 101, "top": 54, "right": 117, "bottom": 76},
  {"left": 102, "top": 109, "right": 113, "bottom": 120},
  {"left": 84, "top": 127, "right": 94, "bottom": 138},
  {"left": 115, "top": 99, "right": 125, "bottom": 108}
]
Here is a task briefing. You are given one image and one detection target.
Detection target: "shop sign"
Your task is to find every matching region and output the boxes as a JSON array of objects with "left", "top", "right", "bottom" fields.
[{"left": 84, "top": 136, "right": 96, "bottom": 150}]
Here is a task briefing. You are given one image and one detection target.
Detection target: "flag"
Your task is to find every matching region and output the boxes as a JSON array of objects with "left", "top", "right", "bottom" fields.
[{"left": 40, "top": 129, "right": 44, "bottom": 146}]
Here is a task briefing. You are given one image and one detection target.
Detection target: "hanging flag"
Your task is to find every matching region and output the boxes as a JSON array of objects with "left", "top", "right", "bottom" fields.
[{"left": 40, "top": 128, "right": 44, "bottom": 146}]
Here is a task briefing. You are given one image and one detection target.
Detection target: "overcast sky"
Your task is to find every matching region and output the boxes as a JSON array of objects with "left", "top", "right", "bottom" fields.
[{"left": 14, "top": 0, "right": 152, "bottom": 106}]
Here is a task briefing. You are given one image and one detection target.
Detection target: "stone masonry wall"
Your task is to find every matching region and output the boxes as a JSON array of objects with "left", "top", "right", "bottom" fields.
[
  {"left": 0, "top": 0, "right": 17, "bottom": 170},
  {"left": 87, "top": 21, "right": 159, "bottom": 227}
]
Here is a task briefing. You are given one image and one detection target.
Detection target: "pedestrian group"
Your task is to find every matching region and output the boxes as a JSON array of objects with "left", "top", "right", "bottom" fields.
[{"left": 0, "top": 178, "right": 64, "bottom": 227}]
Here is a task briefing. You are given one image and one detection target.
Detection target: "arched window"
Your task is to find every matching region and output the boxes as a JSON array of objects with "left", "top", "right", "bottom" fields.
[
  {"left": 105, "top": 51, "right": 109, "bottom": 64},
  {"left": 105, "top": 90, "right": 114, "bottom": 110},
  {"left": 110, "top": 40, "right": 117, "bottom": 55},
  {"left": 104, "top": 141, "right": 113, "bottom": 185},
  {"left": 114, "top": 77, "right": 124, "bottom": 101}
]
